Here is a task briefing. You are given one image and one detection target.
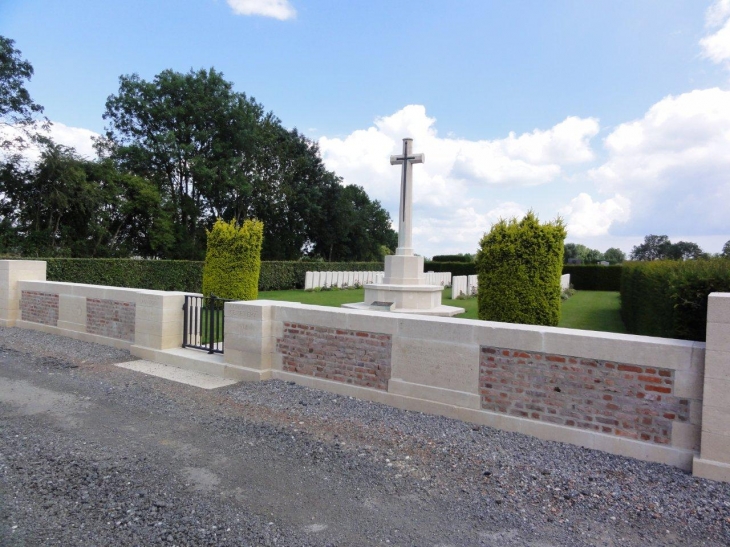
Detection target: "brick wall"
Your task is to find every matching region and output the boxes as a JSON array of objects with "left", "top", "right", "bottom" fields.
[
  {"left": 20, "top": 291, "right": 59, "bottom": 326},
  {"left": 277, "top": 322, "right": 392, "bottom": 390},
  {"left": 86, "top": 299, "right": 136, "bottom": 342},
  {"left": 479, "top": 347, "right": 690, "bottom": 445}
]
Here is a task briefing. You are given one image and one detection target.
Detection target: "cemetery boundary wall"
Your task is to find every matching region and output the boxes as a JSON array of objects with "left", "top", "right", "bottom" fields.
[{"left": 3, "top": 260, "right": 730, "bottom": 484}]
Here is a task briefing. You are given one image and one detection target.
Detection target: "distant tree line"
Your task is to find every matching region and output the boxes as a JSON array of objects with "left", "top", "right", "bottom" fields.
[
  {"left": 563, "top": 243, "right": 625, "bottom": 265},
  {"left": 0, "top": 36, "right": 397, "bottom": 261},
  {"left": 630, "top": 235, "right": 729, "bottom": 261}
]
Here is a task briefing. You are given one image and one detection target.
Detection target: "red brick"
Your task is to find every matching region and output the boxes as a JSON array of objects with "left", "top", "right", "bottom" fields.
[
  {"left": 645, "top": 385, "right": 671, "bottom": 394},
  {"left": 617, "top": 364, "right": 642, "bottom": 373},
  {"left": 638, "top": 374, "right": 662, "bottom": 384}
]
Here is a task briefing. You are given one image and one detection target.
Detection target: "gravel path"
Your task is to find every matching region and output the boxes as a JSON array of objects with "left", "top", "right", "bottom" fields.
[{"left": 1, "top": 326, "right": 729, "bottom": 546}]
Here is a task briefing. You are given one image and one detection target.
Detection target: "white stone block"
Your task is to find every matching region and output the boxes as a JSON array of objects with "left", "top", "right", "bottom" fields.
[{"left": 305, "top": 272, "right": 313, "bottom": 290}]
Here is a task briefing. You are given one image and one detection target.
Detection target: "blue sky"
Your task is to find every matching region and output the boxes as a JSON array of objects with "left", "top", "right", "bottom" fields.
[{"left": 2, "top": 0, "right": 729, "bottom": 257}]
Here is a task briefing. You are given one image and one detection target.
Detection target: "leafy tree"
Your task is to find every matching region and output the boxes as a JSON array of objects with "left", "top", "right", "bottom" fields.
[
  {"left": 564, "top": 243, "right": 603, "bottom": 263},
  {"left": 0, "top": 140, "right": 172, "bottom": 257},
  {"left": 103, "top": 68, "right": 270, "bottom": 259},
  {"left": 0, "top": 35, "right": 47, "bottom": 150},
  {"left": 666, "top": 241, "right": 704, "bottom": 261},
  {"left": 722, "top": 240, "right": 730, "bottom": 259},
  {"left": 604, "top": 247, "right": 626, "bottom": 264},
  {"left": 630, "top": 235, "right": 672, "bottom": 261}
]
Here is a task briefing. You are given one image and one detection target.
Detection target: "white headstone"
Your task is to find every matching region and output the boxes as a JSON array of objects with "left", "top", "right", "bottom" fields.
[
  {"left": 305, "top": 272, "right": 314, "bottom": 290},
  {"left": 452, "top": 276, "right": 467, "bottom": 299}
]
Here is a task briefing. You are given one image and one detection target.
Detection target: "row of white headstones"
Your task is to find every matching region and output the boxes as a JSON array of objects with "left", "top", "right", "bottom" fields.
[
  {"left": 304, "top": 271, "right": 453, "bottom": 290},
  {"left": 451, "top": 275, "right": 479, "bottom": 299}
]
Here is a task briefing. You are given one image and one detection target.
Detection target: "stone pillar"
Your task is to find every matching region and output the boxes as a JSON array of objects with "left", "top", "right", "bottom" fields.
[
  {"left": 0, "top": 260, "right": 47, "bottom": 327},
  {"left": 694, "top": 292, "right": 730, "bottom": 482},
  {"left": 132, "top": 291, "right": 186, "bottom": 350},
  {"left": 224, "top": 301, "right": 277, "bottom": 373}
]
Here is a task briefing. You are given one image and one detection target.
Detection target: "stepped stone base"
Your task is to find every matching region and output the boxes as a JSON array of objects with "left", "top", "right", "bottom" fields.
[{"left": 342, "top": 282, "right": 464, "bottom": 317}]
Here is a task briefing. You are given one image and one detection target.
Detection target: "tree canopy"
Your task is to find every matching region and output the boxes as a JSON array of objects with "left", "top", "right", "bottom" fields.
[
  {"left": 101, "top": 68, "right": 396, "bottom": 261},
  {"left": 0, "top": 35, "right": 46, "bottom": 150},
  {"left": 630, "top": 235, "right": 707, "bottom": 261}
]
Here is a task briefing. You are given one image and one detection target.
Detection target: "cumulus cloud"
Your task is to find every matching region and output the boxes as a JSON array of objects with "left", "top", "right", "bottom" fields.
[
  {"left": 700, "top": 0, "right": 730, "bottom": 63},
  {"left": 0, "top": 121, "right": 99, "bottom": 163},
  {"left": 226, "top": 0, "right": 296, "bottom": 20},
  {"left": 319, "top": 105, "right": 598, "bottom": 208},
  {"left": 589, "top": 88, "right": 730, "bottom": 235},
  {"left": 411, "top": 202, "right": 528, "bottom": 256},
  {"left": 318, "top": 105, "right": 599, "bottom": 256},
  {"left": 560, "top": 193, "right": 630, "bottom": 238}
]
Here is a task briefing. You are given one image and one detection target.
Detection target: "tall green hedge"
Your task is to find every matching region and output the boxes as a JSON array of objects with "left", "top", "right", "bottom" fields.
[
  {"left": 476, "top": 212, "right": 566, "bottom": 326},
  {"left": 562, "top": 265, "right": 622, "bottom": 291},
  {"left": 202, "top": 219, "right": 263, "bottom": 300},
  {"left": 423, "top": 261, "right": 477, "bottom": 276},
  {"left": 35, "top": 258, "right": 385, "bottom": 292},
  {"left": 46, "top": 258, "right": 204, "bottom": 292},
  {"left": 431, "top": 254, "right": 473, "bottom": 263},
  {"left": 620, "top": 259, "right": 730, "bottom": 341}
]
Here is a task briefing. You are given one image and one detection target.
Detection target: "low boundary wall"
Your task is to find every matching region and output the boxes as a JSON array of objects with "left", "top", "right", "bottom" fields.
[{"left": 3, "top": 260, "right": 730, "bottom": 483}]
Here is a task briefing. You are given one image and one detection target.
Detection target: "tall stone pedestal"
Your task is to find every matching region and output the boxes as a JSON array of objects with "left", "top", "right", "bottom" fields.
[{"left": 343, "top": 254, "right": 464, "bottom": 317}]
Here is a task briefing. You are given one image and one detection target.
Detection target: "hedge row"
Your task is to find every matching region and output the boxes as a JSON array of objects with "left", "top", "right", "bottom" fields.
[
  {"left": 46, "top": 258, "right": 204, "bottom": 292},
  {"left": 620, "top": 259, "right": 730, "bottom": 341},
  {"left": 424, "top": 261, "right": 477, "bottom": 276},
  {"left": 35, "top": 258, "right": 385, "bottom": 292},
  {"left": 431, "top": 254, "right": 473, "bottom": 263},
  {"left": 562, "top": 265, "right": 623, "bottom": 291}
]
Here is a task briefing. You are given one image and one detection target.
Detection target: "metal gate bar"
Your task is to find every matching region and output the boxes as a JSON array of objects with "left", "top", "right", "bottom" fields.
[{"left": 182, "top": 295, "right": 229, "bottom": 354}]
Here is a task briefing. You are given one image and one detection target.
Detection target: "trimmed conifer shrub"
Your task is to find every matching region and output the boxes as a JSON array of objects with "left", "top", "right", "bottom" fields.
[
  {"left": 202, "top": 219, "right": 263, "bottom": 300},
  {"left": 476, "top": 212, "right": 566, "bottom": 326}
]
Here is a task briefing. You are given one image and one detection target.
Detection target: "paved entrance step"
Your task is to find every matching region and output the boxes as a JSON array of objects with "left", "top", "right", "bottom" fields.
[
  {"left": 126, "top": 346, "right": 268, "bottom": 388},
  {"left": 115, "top": 360, "right": 238, "bottom": 390}
]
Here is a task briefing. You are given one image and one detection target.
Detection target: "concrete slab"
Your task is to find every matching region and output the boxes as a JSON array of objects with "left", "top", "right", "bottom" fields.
[{"left": 114, "top": 360, "right": 239, "bottom": 390}]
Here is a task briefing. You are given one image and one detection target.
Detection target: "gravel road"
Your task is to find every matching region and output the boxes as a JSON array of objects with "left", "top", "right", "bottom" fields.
[{"left": 1, "top": 326, "right": 729, "bottom": 546}]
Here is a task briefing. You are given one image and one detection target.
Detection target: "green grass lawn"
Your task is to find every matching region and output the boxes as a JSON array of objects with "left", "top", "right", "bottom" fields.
[
  {"left": 257, "top": 288, "right": 625, "bottom": 333},
  {"left": 557, "top": 291, "right": 625, "bottom": 333}
]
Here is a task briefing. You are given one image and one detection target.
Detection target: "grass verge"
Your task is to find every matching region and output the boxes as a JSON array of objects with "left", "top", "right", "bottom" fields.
[{"left": 258, "top": 288, "right": 625, "bottom": 333}]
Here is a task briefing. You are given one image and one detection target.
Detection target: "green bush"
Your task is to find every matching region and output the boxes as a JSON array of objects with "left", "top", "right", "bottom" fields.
[
  {"left": 620, "top": 259, "right": 730, "bottom": 341},
  {"left": 202, "top": 219, "right": 263, "bottom": 300},
  {"left": 476, "top": 212, "right": 566, "bottom": 326},
  {"left": 423, "top": 261, "right": 476, "bottom": 276},
  {"left": 562, "top": 265, "right": 622, "bottom": 291}
]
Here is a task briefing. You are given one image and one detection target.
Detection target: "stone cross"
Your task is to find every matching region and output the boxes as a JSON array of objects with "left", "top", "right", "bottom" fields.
[{"left": 390, "top": 138, "right": 424, "bottom": 255}]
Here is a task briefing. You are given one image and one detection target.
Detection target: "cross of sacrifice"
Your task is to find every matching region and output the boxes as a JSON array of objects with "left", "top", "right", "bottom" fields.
[{"left": 390, "top": 138, "right": 424, "bottom": 254}]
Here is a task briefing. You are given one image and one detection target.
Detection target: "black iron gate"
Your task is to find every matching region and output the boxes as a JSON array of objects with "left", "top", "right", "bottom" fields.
[{"left": 182, "top": 295, "right": 230, "bottom": 354}]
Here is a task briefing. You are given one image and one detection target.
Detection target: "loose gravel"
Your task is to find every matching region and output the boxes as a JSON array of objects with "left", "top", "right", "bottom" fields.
[{"left": 1, "top": 326, "right": 729, "bottom": 546}]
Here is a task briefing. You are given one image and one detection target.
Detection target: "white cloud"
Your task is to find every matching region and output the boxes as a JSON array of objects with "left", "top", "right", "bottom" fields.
[
  {"left": 589, "top": 88, "right": 730, "bottom": 235},
  {"left": 319, "top": 105, "right": 598, "bottom": 206},
  {"left": 411, "top": 202, "right": 528, "bottom": 257},
  {"left": 318, "top": 105, "right": 598, "bottom": 256},
  {"left": 226, "top": 0, "right": 296, "bottom": 20},
  {"left": 0, "top": 121, "right": 99, "bottom": 163},
  {"left": 560, "top": 193, "right": 630, "bottom": 238},
  {"left": 700, "top": 0, "right": 730, "bottom": 63}
]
